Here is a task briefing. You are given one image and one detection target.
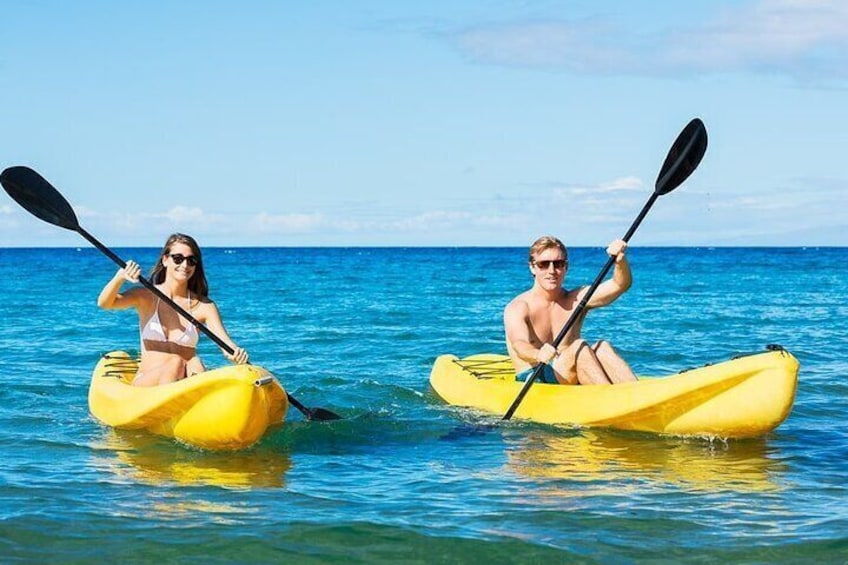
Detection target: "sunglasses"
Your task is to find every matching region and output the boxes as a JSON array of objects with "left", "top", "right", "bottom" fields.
[
  {"left": 533, "top": 259, "right": 567, "bottom": 270},
  {"left": 169, "top": 253, "right": 198, "bottom": 267}
]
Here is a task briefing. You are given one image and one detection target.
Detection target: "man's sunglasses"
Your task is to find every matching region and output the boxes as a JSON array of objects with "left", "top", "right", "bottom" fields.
[
  {"left": 169, "top": 253, "right": 199, "bottom": 267},
  {"left": 533, "top": 259, "right": 567, "bottom": 270}
]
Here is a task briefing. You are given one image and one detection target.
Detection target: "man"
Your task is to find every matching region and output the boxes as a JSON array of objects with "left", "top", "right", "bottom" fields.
[{"left": 504, "top": 235, "right": 637, "bottom": 385}]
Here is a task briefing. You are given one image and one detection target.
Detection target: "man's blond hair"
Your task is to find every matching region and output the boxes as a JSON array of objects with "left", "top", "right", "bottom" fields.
[{"left": 528, "top": 235, "right": 567, "bottom": 263}]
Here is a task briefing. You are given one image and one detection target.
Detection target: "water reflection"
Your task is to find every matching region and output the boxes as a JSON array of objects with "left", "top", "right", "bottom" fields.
[
  {"left": 506, "top": 428, "right": 787, "bottom": 494},
  {"left": 94, "top": 429, "right": 292, "bottom": 490}
]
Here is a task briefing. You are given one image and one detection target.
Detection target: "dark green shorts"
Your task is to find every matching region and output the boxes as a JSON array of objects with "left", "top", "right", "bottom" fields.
[{"left": 516, "top": 364, "right": 559, "bottom": 384}]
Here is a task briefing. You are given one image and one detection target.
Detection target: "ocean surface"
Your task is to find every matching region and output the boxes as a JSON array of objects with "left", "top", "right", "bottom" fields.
[{"left": 0, "top": 246, "right": 846, "bottom": 563}]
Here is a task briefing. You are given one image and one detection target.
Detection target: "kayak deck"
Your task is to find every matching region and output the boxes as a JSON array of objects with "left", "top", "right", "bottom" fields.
[
  {"left": 89, "top": 352, "right": 288, "bottom": 450},
  {"left": 429, "top": 348, "right": 799, "bottom": 439}
]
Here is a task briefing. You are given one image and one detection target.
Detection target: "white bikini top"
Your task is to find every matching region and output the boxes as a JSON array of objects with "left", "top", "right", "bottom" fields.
[{"left": 140, "top": 293, "right": 199, "bottom": 348}]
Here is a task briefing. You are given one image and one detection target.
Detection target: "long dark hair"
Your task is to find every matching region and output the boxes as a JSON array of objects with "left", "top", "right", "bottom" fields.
[{"left": 149, "top": 233, "right": 209, "bottom": 298}]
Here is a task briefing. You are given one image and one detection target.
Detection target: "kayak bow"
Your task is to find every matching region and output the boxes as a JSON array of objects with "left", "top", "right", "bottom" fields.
[{"left": 89, "top": 352, "right": 288, "bottom": 450}]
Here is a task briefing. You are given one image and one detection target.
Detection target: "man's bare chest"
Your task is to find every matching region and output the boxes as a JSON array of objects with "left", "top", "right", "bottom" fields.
[{"left": 527, "top": 300, "right": 581, "bottom": 342}]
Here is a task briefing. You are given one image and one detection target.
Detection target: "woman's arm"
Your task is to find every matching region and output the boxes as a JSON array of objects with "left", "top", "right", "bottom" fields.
[
  {"left": 97, "top": 260, "right": 142, "bottom": 310},
  {"left": 201, "top": 301, "right": 249, "bottom": 364}
]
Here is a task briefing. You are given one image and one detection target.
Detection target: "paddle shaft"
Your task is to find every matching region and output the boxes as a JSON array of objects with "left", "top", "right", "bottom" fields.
[{"left": 502, "top": 192, "right": 659, "bottom": 420}]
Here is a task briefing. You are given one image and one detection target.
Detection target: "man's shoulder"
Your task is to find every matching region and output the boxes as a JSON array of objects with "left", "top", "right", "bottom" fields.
[
  {"left": 504, "top": 291, "right": 532, "bottom": 314},
  {"left": 562, "top": 286, "right": 584, "bottom": 298}
]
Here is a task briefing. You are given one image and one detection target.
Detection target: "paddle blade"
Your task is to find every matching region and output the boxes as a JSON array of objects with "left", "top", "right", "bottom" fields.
[
  {"left": 654, "top": 118, "right": 708, "bottom": 195},
  {"left": 0, "top": 166, "right": 80, "bottom": 231},
  {"left": 286, "top": 392, "right": 342, "bottom": 421},
  {"left": 308, "top": 407, "right": 343, "bottom": 421}
]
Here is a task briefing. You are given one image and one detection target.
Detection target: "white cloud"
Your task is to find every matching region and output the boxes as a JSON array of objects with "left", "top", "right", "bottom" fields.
[
  {"left": 665, "top": 0, "right": 848, "bottom": 75},
  {"left": 549, "top": 178, "right": 645, "bottom": 222},
  {"left": 453, "top": 0, "right": 848, "bottom": 83},
  {"left": 74, "top": 205, "right": 99, "bottom": 219},
  {"left": 74, "top": 206, "right": 230, "bottom": 236},
  {"left": 473, "top": 212, "right": 530, "bottom": 229},
  {"left": 250, "top": 207, "right": 533, "bottom": 238},
  {"left": 8, "top": 171, "right": 841, "bottom": 246},
  {"left": 457, "top": 20, "right": 629, "bottom": 71},
  {"left": 254, "top": 211, "right": 325, "bottom": 233},
  {"left": 708, "top": 195, "right": 797, "bottom": 211},
  {"left": 0, "top": 206, "right": 20, "bottom": 233},
  {"left": 162, "top": 206, "right": 206, "bottom": 223},
  {"left": 391, "top": 210, "right": 472, "bottom": 231},
  {"left": 556, "top": 176, "right": 644, "bottom": 196},
  {"left": 600, "top": 176, "right": 644, "bottom": 192}
]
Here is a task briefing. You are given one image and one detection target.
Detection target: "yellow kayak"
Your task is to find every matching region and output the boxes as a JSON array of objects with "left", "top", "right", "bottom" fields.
[
  {"left": 429, "top": 348, "right": 799, "bottom": 439},
  {"left": 89, "top": 352, "right": 288, "bottom": 450}
]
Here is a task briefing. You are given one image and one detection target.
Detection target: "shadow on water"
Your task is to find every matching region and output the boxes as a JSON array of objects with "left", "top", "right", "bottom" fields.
[
  {"left": 260, "top": 411, "right": 464, "bottom": 456},
  {"left": 90, "top": 429, "right": 292, "bottom": 489},
  {"left": 438, "top": 422, "right": 499, "bottom": 441}
]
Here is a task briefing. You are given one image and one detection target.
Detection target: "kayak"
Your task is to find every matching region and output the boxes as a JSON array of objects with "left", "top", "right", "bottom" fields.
[
  {"left": 429, "top": 347, "right": 799, "bottom": 439},
  {"left": 89, "top": 351, "right": 288, "bottom": 450}
]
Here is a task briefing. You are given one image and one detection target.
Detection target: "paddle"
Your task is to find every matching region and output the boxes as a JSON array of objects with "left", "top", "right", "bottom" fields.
[
  {"left": 503, "top": 118, "right": 708, "bottom": 420},
  {"left": 0, "top": 165, "right": 341, "bottom": 422}
]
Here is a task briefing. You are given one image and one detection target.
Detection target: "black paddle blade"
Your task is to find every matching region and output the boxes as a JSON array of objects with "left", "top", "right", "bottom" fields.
[
  {"left": 307, "top": 407, "right": 343, "bottom": 421},
  {"left": 0, "top": 166, "right": 80, "bottom": 231},
  {"left": 286, "top": 392, "right": 342, "bottom": 421},
  {"left": 654, "top": 118, "right": 708, "bottom": 195}
]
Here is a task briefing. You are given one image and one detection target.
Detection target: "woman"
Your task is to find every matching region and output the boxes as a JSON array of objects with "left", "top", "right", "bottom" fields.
[{"left": 98, "top": 233, "right": 249, "bottom": 387}]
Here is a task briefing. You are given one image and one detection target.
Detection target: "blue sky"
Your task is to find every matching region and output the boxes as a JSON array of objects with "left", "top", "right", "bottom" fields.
[{"left": 1, "top": 1, "right": 846, "bottom": 247}]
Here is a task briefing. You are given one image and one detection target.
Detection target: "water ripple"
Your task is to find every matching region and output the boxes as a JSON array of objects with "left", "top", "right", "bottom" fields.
[{"left": 0, "top": 247, "right": 846, "bottom": 561}]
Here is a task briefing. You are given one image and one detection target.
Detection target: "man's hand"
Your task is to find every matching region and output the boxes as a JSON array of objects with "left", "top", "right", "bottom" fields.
[
  {"left": 535, "top": 343, "right": 557, "bottom": 365},
  {"left": 607, "top": 239, "right": 627, "bottom": 263}
]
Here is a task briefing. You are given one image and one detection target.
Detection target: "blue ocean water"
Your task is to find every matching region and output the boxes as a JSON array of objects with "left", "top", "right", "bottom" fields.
[{"left": 0, "top": 246, "right": 846, "bottom": 563}]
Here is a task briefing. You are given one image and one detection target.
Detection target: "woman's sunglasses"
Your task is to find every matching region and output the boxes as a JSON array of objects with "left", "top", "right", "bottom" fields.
[
  {"left": 533, "top": 259, "right": 567, "bottom": 270},
  {"left": 169, "top": 253, "right": 198, "bottom": 267}
]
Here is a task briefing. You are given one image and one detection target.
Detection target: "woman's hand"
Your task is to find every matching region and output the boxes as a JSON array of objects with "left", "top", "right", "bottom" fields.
[
  {"left": 121, "top": 260, "right": 141, "bottom": 283},
  {"left": 99, "top": 260, "right": 141, "bottom": 309},
  {"left": 226, "top": 346, "right": 249, "bottom": 365}
]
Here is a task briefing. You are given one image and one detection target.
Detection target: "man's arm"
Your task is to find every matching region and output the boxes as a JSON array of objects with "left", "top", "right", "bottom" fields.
[
  {"left": 504, "top": 300, "right": 556, "bottom": 364},
  {"left": 586, "top": 239, "right": 632, "bottom": 308}
]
